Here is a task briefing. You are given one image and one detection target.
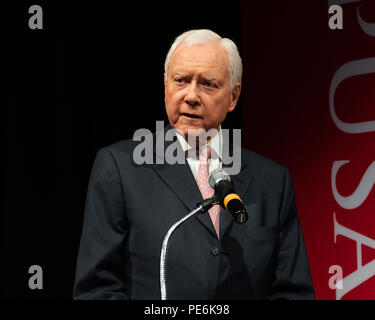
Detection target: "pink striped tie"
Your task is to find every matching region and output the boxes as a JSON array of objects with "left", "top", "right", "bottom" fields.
[{"left": 196, "top": 146, "right": 220, "bottom": 238}]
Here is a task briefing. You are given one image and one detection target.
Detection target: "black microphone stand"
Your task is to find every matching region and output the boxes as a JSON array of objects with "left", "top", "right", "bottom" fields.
[{"left": 159, "top": 198, "right": 215, "bottom": 300}]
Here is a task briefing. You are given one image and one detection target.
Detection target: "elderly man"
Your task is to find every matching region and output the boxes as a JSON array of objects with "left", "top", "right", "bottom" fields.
[{"left": 73, "top": 29, "right": 315, "bottom": 300}]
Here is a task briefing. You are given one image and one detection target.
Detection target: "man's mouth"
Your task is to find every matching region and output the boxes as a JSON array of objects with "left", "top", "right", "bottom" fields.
[{"left": 181, "top": 113, "right": 202, "bottom": 119}]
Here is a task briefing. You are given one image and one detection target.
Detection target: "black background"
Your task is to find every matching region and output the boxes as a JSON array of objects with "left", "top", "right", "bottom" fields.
[{"left": 3, "top": 1, "right": 242, "bottom": 299}]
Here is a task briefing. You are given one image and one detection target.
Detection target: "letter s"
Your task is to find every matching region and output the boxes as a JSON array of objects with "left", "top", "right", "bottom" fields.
[{"left": 332, "top": 160, "right": 375, "bottom": 209}]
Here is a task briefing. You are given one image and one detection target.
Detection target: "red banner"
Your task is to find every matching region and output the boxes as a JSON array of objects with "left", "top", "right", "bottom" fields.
[{"left": 241, "top": 1, "right": 375, "bottom": 299}]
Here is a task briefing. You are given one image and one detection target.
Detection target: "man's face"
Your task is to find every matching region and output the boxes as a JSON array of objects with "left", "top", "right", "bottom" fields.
[{"left": 164, "top": 41, "right": 241, "bottom": 137}]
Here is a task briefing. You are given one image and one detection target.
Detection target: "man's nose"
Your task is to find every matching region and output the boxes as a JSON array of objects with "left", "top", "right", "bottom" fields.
[{"left": 184, "top": 82, "right": 200, "bottom": 108}]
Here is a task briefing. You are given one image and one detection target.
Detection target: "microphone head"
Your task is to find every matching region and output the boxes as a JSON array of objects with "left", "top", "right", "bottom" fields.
[{"left": 209, "top": 169, "right": 231, "bottom": 189}]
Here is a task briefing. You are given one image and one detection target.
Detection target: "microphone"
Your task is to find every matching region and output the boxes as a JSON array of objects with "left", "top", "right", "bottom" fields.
[{"left": 209, "top": 169, "right": 248, "bottom": 224}]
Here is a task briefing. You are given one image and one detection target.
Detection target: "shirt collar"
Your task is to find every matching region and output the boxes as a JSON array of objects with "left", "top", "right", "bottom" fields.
[{"left": 176, "top": 126, "right": 222, "bottom": 160}]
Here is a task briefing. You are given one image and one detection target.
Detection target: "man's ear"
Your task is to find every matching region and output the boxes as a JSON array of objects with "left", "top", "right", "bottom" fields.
[
  {"left": 164, "top": 73, "right": 167, "bottom": 96},
  {"left": 228, "top": 83, "right": 242, "bottom": 112}
]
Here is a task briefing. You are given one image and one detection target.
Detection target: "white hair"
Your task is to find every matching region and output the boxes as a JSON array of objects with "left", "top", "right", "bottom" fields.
[{"left": 164, "top": 29, "right": 242, "bottom": 89}]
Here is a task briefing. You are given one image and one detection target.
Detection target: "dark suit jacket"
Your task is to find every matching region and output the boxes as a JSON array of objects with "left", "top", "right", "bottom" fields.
[{"left": 73, "top": 128, "right": 315, "bottom": 300}]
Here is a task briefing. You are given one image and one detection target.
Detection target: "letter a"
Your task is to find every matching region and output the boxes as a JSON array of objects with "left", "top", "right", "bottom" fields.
[
  {"left": 28, "top": 5, "right": 43, "bottom": 30},
  {"left": 28, "top": 265, "right": 43, "bottom": 290},
  {"left": 328, "top": 265, "right": 343, "bottom": 290},
  {"left": 334, "top": 214, "right": 375, "bottom": 299},
  {"left": 328, "top": 5, "right": 343, "bottom": 30}
]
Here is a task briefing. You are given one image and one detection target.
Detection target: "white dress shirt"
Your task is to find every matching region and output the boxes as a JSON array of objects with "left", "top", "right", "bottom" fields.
[{"left": 176, "top": 127, "right": 223, "bottom": 180}]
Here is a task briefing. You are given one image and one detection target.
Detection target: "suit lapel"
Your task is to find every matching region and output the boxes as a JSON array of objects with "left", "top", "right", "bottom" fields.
[
  {"left": 150, "top": 126, "right": 218, "bottom": 236},
  {"left": 150, "top": 124, "right": 253, "bottom": 239},
  {"left": 150, "top": 125, "right": 203, "bottom": 213},
  {"left": 152, "top": 160, "right": 203, "bottom": 213}
]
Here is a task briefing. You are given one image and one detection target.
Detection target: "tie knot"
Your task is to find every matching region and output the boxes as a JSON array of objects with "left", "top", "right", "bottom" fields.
[{"left": 199, "top": 145, "right": 211, "bottom": 162}]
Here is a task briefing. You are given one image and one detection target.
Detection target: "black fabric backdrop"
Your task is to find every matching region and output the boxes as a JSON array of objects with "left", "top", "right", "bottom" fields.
[{"left": 2, "top": 1, "right": 242, "bottom": 299}]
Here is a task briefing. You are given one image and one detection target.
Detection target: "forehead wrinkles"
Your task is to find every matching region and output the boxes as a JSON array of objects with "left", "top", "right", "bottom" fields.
[{"left": 169, "top": 43, "right": 229, "bottom": 79}]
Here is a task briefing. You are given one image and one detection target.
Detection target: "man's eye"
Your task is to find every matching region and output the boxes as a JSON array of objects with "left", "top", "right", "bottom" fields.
[
  {"left": 175, "top": 78, "right": 185, "bottom": 84},
  {"left": 205, "top": 81, "right": 216, "bottom": 88}
]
